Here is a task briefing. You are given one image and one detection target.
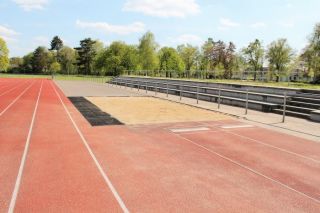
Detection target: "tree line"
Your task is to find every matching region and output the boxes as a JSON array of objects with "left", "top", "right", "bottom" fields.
[{"left": 0, "top": 23, "right": 319, "bottom": 82}]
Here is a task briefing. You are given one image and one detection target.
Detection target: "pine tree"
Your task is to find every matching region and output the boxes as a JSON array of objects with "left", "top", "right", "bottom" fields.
[{"left": 74, "top": 38, "right": 96, "bottom": 75}]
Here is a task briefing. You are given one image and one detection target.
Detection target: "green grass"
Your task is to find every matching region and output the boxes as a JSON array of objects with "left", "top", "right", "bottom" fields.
[
  {"left": 0, "top": 73, "right": 49, "bottom": 79},
  {"left": 54, "top": 75, "right": 111, "bottom": 83},
  {"left": 124, "top": 75, "right": 320, "bottom": 90},
  {"left": 2, "top": 73, "right": 319, "bottom": 89},
  {"left": 0, "top": 73, "right": 111, "bottom": 83}
]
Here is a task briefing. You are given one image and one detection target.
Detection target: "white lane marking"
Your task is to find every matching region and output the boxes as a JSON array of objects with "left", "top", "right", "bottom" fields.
[
  {"left": 0, "top": 81, "right": 35, "bottom": 117},
  {"left": 170, "top": 127, "right": 210, "bottom": 133},
  {"left": 8, "top": 80, "right": 43, "bottom": 213},
  {"left": 175, "top": 134, "right": 320, "bottom": 204},
  {"left": 0, "top": 80, "right": 30, "bottom": 97},
  {"left": 220, "top": 124, "right": 254, "bottom": 129},
  {"left": 50, "top": 81, "right": 129, "bottom": 213},
  {"left": 225, "top": 131, "right": 320, "bottom": 164}
]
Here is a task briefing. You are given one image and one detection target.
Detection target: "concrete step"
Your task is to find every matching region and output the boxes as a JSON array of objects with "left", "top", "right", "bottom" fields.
[
  {"left": 282, "top": 105, "right": 314, "bottom": 114},
  {"left": 291, "top": 96, "right": 320, "bottom": 104},
  {"left": 287, "top": 101, "right": 320, "bottom": 109},
  {"left": 295, "top": 93, "right": 320, "bottom": 99},
  {"left": 300, "top": 89, "right": 320, "bottom": 95},
  {"left": 273, "top": 109, "right": 310, "bottom": 119}
]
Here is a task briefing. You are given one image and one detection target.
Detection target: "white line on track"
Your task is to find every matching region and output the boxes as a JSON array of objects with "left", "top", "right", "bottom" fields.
[
  {"left": 0, "top": 80, "right": 30, "bottom": 97},
  {"left": 197, "top": 120, "right": 320, "bottom": 164},
  {"left": 224, "top": 130, "right": 320, "bottom": 164},
  {"left": 0, "top": 81, "right": 35, "bottom": 117},
  {"left": 170, "top": 127, "right": 210, "bottom": 133},
  {"left": 220, "top": 124, "right": 254, "bottom": 129},
  {"left": 50, "top": 81, "right": 129, "bottom": 213},
  {"left": 175, "top": 133, "right": 320, "bottom": 204},
  {"left": 8, "top": 80, "right": 43, "bottom": 213}
]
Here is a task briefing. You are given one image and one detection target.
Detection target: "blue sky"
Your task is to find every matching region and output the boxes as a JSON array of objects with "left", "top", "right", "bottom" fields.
[{"left": 1, "top": 0, "right": 319, "bottom": 57}]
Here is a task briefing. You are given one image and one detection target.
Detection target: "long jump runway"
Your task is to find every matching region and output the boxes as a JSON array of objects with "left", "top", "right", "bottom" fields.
[{"left": 0, "top": 78, "right": 320, "bottom": 212}]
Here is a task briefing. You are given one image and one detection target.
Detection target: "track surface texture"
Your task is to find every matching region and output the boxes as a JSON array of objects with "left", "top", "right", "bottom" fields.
[{"left": 0, "top": 78, "right": 319, "bottom": 213}]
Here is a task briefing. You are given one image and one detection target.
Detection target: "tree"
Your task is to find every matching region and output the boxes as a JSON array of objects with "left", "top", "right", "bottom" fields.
[
  {"left": 50, "top": 36, "right": 63, "bottom": 51},
  {"left": 208, "top": 40, "right": 225, "bottom": 69},
  {"left": 122, "top": 45, "right": 139, "bottom": 73},
  {"left": 206, "top": 40, "right": 236, "bottom": 79},
  {"left": 104, "top": 41, "right": 127, "bottom": 76},
  {"left": 177, "top": 44, "right": 199, "bottom": 77},
  {"left": 9, "top": 57, "right": 23, "bottom": 73},
  {"left": 58, "top": 46, "right": 77, "bottom": 75},
  {"left": 95, "top": 41, "right": 139, "bottom": 76},
  {"left": 50, "top": 61, "right": 61, "bottom": 74},
  {"left": 223, "top": 42, "right": 236, "bottom": 79},
  {"left": 138, "top": 31, "right": 159, "bottom": 73},
  {"left": 158, "top": 47, "right": 184, "bottom": 77},
  {"left": 266, "top": 38, "right": 293, "bottom": 81},
  {"left": 242, "top": 39, "right": 264, "bottom": 80},
  {"left": 32, "top": 46, "right": 49, "bottom": 73},
  {"left": 200, "top": 38, "right": 215, "bottom": 71},
  {"left": 0, "top": 37, "right": 9, "bottom": 72},
  {"left": 232, "top": 54, "right": 248, "bottom": 79},
  {"left": 93, "top": 40, "right": 105, "bottom": 54},
  {"left": 22, "top": 53, "right": 33, "bottom": 73},
  {"left": 74, "top": 38, "right": 96, "bottom": 75},
  {"left": 92, "top": 40, "right": 106, "bottom": 75},
  {"left": 301, "top": 23, "right": 320, "bottom": 83}
]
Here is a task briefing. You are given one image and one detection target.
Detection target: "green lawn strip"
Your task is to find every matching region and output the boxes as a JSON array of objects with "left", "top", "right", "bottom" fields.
[{"left": 0, "top": 74, "right": 111, "bottom": 83}]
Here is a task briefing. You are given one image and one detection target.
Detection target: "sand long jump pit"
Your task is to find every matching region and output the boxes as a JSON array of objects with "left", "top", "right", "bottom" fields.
[{"left": 83, "top": 96, "right": 228, "bottom": 125}]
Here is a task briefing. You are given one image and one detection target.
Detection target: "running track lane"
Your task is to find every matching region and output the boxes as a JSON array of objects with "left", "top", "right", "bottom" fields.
[
  {"left": 197, "top": 120, "right": 320, "bottom": 162},
  {"left": 0, "top": 79, "right": 31, "bottom": 98},
  {"left": 0, "top": 80, "right": 41, "bottom": 212},
  {"left": 11, "top": 80, "right": 123, "bottom": 212},
  {"left": 0, "top": 80, "right": 34, "bottom": 112},
  {"left": 178, "top": 129, "right": 320, "bottom": 200},
  {"left": 0, "top": 79, "right": 24, "bottom": 93},
  {"left": 52, "top": 83, "right": 320, "bottom": 212}
]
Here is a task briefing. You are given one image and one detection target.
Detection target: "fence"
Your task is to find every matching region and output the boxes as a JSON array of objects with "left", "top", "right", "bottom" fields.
[{"left": 110, "top": 78, "right": 289, "bottom": 123}]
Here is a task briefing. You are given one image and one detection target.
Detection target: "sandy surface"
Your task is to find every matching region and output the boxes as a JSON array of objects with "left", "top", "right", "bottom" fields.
[{"left": 86, "top": 97, "right": 229, "bottom": 125}]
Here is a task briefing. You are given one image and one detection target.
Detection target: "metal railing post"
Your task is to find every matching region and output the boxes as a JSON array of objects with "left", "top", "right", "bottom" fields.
[
  {"left": 218, "top": 85, "right": 221, "bottom": 109},
  {"left": 282, "top": 92, "right": 287, "bottom": 123},
  {"left": 180, "top": 84, "right": 182, "bottom": 101},
  {"left": 245, "top": 89, "right": 249, "bottom": 115},
  {"left": 196, "top": 85, "right": 199, "bottom": 104}
]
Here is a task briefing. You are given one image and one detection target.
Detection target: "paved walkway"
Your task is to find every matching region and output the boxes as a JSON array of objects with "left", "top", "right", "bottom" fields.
[{"left": 111, "top": 83, "right": 320, "bottom": 142}]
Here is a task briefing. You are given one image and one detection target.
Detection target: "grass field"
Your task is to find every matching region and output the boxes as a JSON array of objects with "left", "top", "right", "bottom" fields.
[
  {"left": 1, "top": 73, "right": 319, "bottom": 89},
  {"left": 0, "top": 73, "right": 111, "bottom": 83}
]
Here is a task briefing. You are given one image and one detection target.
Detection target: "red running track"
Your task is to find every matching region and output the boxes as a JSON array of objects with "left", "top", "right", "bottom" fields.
[{"left": 0, "top": 78, "right": 319, "bottom": 212}]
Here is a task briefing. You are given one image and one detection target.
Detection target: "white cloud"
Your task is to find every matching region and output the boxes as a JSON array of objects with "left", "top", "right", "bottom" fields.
[
  {"left": 123, "top": 0, "right": 200, "bottom": 18},
  {"left": 218, "top": 18, "right": 240, "bottom": 31},
  {"left": 250, "top": 22, "right": 266, "bottom": 29},
  {"left": 285, "top": 0, "right": 293, "bottom": 8},
  {"left": 13, "top": 0, "right": 48, "bottom": 11},
  {"left": 0, "top": 25, "right": 19, "bottom": 43},
  {"left": 33, "top": 36, "right": 49, "bottom": 46},
  {"left": 220, "top": 18, "right": 240, "bottom": 27},
  {"left": 169, "top": 34, "right": 203, "bottom": 45},
  {"left": 76, "top": 20, "right": 146, "bottom": 35},
  {"left": 279, "top": 20, "right": 295, "bottom": 28}
]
